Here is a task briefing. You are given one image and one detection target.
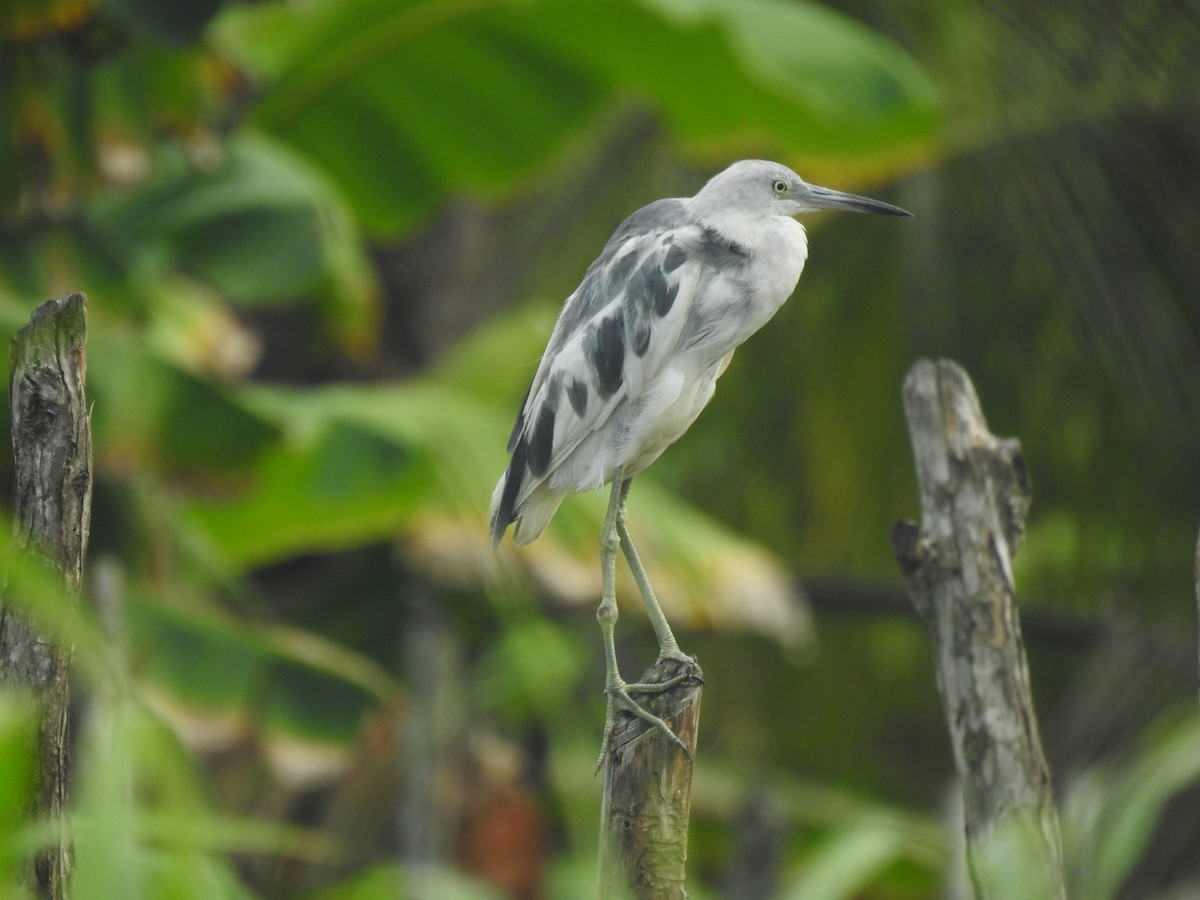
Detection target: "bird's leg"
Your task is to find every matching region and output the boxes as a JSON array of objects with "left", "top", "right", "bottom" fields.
[
  {"left": 614, "top": 478, "right": 693, "bottom": 666},
  {"left": 596, "top": 469, "right": 690, "bottom": 773}
]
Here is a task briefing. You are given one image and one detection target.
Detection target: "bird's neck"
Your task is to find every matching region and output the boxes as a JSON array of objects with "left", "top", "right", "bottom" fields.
[{"left": 692, "top": 207, "right": 806, "bottom": 257}]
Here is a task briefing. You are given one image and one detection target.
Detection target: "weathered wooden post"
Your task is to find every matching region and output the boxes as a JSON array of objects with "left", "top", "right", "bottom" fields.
[
  {"left": 597, "top": 654, "right": 702, "bottom": 899},
  {"left": 1, "top": 293, "right": 93, "bottom": 899},
  {"left": 890, "top": 359, "right": 1065, "bottom": 899}
]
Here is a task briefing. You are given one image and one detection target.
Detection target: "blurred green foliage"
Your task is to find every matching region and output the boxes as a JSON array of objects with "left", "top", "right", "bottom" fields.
[{"left": 1, "top": 0, "right": 1198, "bottom": 896}]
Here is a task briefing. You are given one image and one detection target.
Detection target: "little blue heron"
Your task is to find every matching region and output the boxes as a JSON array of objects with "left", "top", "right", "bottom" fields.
[{"left": 490, "top": 159, "right": 911, "bottom": 768}]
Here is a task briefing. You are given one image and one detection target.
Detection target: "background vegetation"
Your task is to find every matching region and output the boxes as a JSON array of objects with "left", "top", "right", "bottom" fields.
[{"left": 1, "top": 0, "right": 1198, "bottom": 896}]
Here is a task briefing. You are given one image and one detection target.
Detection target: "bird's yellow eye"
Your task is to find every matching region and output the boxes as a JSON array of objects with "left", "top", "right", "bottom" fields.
[{"left": 772, "top": 179, "right": 789, "bottom": 195}]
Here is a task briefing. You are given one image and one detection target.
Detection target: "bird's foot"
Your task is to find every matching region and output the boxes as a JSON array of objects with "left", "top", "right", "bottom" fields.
[
  {"left": 595, "top": 681, "right": 690, "bottom": 774},
  {"left": 594, "top": 654, "right": 703, "bottom": 775}
]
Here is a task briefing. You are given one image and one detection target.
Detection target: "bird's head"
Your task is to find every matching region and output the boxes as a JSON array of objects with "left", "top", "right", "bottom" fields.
[{"left": 692, "top": 159, "right": 912, "bottom": 222}]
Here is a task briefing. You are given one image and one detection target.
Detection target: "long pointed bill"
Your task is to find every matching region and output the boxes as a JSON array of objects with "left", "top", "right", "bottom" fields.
[{"left": 800, "top": 183, "right": 912, "bottom": 217}]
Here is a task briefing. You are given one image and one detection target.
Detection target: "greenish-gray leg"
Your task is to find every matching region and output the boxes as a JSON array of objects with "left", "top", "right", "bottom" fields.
[
  {"left": 614, "top": 478, "right": 689, "bottom": 661},
  {"left": 595, "top": 471, "right": 690, "bottom": 773}
]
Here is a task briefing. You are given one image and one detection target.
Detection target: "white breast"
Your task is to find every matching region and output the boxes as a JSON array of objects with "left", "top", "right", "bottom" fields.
[{"left": 680, "top": 216, "right": 808, "bottom": 361}]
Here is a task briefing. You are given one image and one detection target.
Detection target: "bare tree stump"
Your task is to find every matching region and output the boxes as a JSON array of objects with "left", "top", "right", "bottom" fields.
[
  {"left": 890, "top": 359, "right": 1065, "bottom": 899},
  {"left": 598, "top": 654, "right": 702, "bottom": 900},
  {"left": 1, "top": 293, "right": 93, "bottom": 899}
]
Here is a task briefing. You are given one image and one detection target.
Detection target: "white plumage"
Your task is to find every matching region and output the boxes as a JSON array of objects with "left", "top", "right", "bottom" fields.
[{"left": 490, "top": 159, "right": 908, "bottom": 546}]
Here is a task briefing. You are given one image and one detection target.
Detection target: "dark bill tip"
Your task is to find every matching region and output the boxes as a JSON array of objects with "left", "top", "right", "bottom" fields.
[{"left": 802, "top": 184, "right": 912, "bottom": 217}]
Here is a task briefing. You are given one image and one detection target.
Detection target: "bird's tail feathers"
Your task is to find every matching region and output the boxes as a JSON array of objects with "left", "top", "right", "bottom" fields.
[
  {"left": 489, "top": 472, "right": 516, "bottom": 549},
  {"left": 512, "top": 491, "right": 565, "bottom": 546},
  {"left": 490, "top": 435, "right": 532, "bottom": 547},
  {"left": 489, "top": 461, "right": 565, "bottom": 548}
]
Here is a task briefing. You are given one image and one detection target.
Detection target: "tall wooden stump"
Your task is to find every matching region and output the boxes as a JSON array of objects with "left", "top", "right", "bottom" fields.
[
  {"left": 598, "top": 654, "right": 702, "bottom": 899},
  {"left": 890, "top": 359, "right": 1065, "bottom": 899},
  {"left": 1, "top": 294, "right": 93, "bottom": 899}
]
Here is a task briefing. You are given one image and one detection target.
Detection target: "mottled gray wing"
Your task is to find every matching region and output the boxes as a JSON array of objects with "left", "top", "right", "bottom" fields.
[
  {"left": 492, "top": 198, "right": 698, "bottom": 541},
  {"left": 539, "top": 199, "right": 687, "bottom": 379},
  {"left": 504, "top": 197, "right": 686, "bottom": 453}
]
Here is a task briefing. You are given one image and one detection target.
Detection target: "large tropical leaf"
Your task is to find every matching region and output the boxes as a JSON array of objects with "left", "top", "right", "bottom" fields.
[
  {"left": 84, "top": 131, "right": 380, "bottom": 351},
  {"left": 130, "top": 595, "right": 399, "bottom": 791},
  {"left": 213, "top": 0, "right": 938, "bottom": 235}
]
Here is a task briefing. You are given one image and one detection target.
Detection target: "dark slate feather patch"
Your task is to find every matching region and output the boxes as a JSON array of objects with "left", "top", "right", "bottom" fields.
[
  {"left": 626, "top": 258, "right": 664, "bottom": 354},
  {"left": 567, "top": 379, "right": 588, "bottom": 416},
  {"left": 588, "top": 312, "right": 625, "bottom": 399},
  {"left": 627, "top": 296, "right": 652, "bottom": 359},
  {"left": 662, "top": 243, "right": 687, "bottom": 273},
  {"left": 529, "top": 403, "right": 556, "bottom": 478},
  {"left": 658, "top": 281, "right": 679, "bottom": 316},
  {"left": 492, "top": 439, "right": 527, "bottom": 546},
  {"left": 629, "top": 319, "right": 651, "bottom": 357},
  {"left": 606, "top": 249, "right": 639, "bottom": 288},
  {"left": 545, "top": 370, "right": 564, "bottom": 405},
  {"left": 700, "top": 226, "right": 751, "bottom": 266}
]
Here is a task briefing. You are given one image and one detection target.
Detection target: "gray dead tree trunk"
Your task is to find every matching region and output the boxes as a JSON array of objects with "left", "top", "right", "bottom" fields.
[
  {"left": 890, "top": 359, "right": 1065, "bottom": 899},
  {"left": 1, "top": 294, "right": 93, "bottom": 899},
  {"left": 598, "top": 654, "right": 703, "bottom": 900}
]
